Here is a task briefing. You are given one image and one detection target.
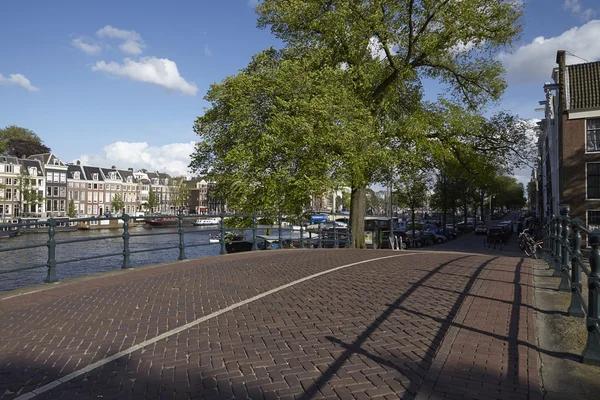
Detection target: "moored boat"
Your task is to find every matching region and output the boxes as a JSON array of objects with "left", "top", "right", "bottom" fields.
[
  {"left": 194, "top": 217, "right": 221, "bottom": 226},
  {"left": 0, "top": 227, "right": 20, "bottom": 238},
  {"left": 144, "top": 218, "right": 179, "bottom": 227}
]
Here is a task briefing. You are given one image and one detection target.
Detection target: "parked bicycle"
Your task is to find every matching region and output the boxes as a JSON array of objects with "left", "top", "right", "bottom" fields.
[{"left": 519, "top": 229, "right": 541, "bottom": 259}]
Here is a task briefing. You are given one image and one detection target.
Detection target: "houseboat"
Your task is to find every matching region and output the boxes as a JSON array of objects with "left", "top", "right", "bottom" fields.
[
  {"left": 144, "top": 217, "right": 179, "bottom": 227},
  {"left": 193, "top": 217, "right": 221, "bottom": 226}
]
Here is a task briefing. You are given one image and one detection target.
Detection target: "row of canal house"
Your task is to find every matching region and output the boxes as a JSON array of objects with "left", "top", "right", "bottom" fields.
[
  {"left": 537, "top": 50, "right": 600, "bottom": 232},
  {"left": 1, "top": 152, "right": 222, "bottom": 220}
]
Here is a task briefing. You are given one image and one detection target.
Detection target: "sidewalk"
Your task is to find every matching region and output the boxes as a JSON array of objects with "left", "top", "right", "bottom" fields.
[{"left": 0, "top": 249, "right": 541, "bottom": 399}]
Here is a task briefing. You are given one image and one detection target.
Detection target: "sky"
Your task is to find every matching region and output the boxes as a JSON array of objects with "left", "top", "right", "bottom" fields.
[{"left": 1, "top": 0, "right": 599, "bottom": 186}]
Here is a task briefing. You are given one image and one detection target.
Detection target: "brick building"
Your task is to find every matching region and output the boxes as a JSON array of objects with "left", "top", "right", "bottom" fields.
[{"left": 538, "top": 50, "right": 600, "bottom": 229}]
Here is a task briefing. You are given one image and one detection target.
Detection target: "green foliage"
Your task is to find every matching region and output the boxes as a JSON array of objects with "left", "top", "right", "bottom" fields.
[
  {"left": 191, "top": 0, "right": 524, "bottom": 246},
  {"left": 0, "top": 125, "right": 50, "bottom": 157},
  {"left": 169, "top": 178, "right": 190, "bottom": 210},
  {"left": 17, "top": 173, "right": 44, "bottom": 216},
  {"left": 110, "top": 194, "right": 125, "bottom": 215},
  {"left": 67, "top": 199, "right": 76, "bottom": 218},
  {"left": 145, "top": 187, "right": 159, "bottom": 213}
]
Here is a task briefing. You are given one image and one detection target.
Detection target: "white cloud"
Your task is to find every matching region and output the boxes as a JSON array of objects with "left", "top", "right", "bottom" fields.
[
  {"left": 76, "top": 141, "right": 196, "bottom": 178},
  {"left": 72, "top": 37, "right": 102, "bottom": 55},
  {"left": 204, "top": 45, "right": 212, "bottom": 56},
  {"left": 498, "top": 20, "right": 600, "bottom": 84},
  {"left": 564, "top": 0, "right": 597, "bottom": 22},
  {"left": 0, "top": 73, "right": 39, "bottom": 91},
  {"left": 92, "top": 56, "right": 198, "bottom": 95},
  {"left": 96, "top": 25, "right": 145, "bottom": 55}
]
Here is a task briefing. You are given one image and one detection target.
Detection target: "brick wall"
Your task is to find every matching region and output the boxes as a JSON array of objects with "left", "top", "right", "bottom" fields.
[{"left": 561, "top": 115, "right": 600, "bottom": 225}]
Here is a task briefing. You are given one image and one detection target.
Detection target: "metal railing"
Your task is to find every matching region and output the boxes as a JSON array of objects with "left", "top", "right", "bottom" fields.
[
  {"left": 0, "top": 214, "right": 352, "bottom": 287},
  {"left": 542, "top": 204, "right": 600, "bottom": 366}
]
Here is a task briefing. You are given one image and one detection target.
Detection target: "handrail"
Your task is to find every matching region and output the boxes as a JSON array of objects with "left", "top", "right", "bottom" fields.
[
  {"left": 542, "top": 204, "right": 600, "bottom": 365},
  {"left": 0, "top": 212, "right": 353, "bottom": 291}
]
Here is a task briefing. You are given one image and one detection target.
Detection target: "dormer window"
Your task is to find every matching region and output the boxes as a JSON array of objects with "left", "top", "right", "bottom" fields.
[
  {"left": 74, "top": 171, "right": 80, "bottom": 180},
  {"left": 53, "top": 159, "right": 59, "bottom": 165},
  {"left": 29, "top": 167, "right": 37, "bottom": 176},
  {"left": 127, "top": 176, "right": 132, "bottom": 183},
  {"left": 110, "top": 172, "right": 117, "bottom": 180},
  {"left": 164, "top": 178, "right": 169, "bottom": 185},
  {"left": 92, "top": 173, "right": 99, "bottom": 181},
  {"left": 152, "top": 178, "right": 159, "bottom": 185}
]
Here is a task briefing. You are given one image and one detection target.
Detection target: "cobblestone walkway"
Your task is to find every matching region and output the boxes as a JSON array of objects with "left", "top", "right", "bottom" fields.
[{"left": 0, "top": 249, "right": 540, "bottom": 399}]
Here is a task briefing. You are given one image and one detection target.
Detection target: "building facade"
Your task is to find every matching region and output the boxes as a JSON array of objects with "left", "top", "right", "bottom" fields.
[
  {"left": 538, "top": 50, "right": 600, "bottom": 230},
  {"left": 0, "top": 155, "right": 22, "bottom": 220},
  {"left": 28, "top": 153, "right": 68, "bottom": 218}
]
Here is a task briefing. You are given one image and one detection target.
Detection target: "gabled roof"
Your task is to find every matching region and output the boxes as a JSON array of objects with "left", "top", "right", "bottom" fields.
[
  {"left": 0, "top": 155, "right": 20, "bottom": 164},
  {"left": 27, "top": 153, "right": 67, "bottom": 168},
  {"left": 19, "top": 159, "right": 44, "bottom": 176},
  {"left": 567, "top": 61, "right": 600, "bottom": 110},
  {"left": 67, "top": 164, "right": 87, "bottom": 180},
  {"left": 82, "top": 166, "right": 104, "bottom": 181}
]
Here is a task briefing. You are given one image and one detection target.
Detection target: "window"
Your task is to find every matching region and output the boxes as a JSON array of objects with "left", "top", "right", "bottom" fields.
[
  {"left": 88, "top": 183, "right": 92, "bottom": 189},
  {"left": 92, "top": 173, "right": 98, "bottom": 181},
  {"left": 587, "top": 119, "right": 600, "bottom": 152},
  {"left": 38, "top": 179, "right": 43, "bottom": 186},
  {"left": 46, "top": 200, "right": 51, "bottom": 211},
  {"left": 46, "top": 173, "right": 53, "bottom": 183},
  {"left": 53, "top": 187, "right": 58, "bottom": 197},
  {"left": 59, "top": 187, "right": 66, "bottom": 197},
  {"left": 93, "top": 183, "right": 98, "bottom": 190},
  {"left": 5, "top": 188, "right": 11, "bottom": 200},
  {"left": 127, "top": 176, "right": 132, "bottom": 183},
  {"left": 588, "top": 163, "right": 600, "bottom": 199},
  {"left": 99, "top": 184, "right": 103, "bottom": 190},
  {"left": 589, "top": 211, "right": 600, "bottom": 230},
  {"left": 60, "top": 173, "right": 66, "bottom": 183},
  {"left": 74, "top": 171, "right": 80, "bottom": 179},
  {"left": 5, "top": 165, "right": 13, "bottom": 173},
  {"left": 47, "top": 187, "right": 52, "bottom": 196},
  {"left": 29, "top": 167, "right": 37, "bottom": 176}
]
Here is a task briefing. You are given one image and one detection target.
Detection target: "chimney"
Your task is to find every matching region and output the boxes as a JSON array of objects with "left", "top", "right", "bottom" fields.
[
  {"left": 76, "top": 160, "right": 80, "bottom": 166},
  {"left": 128, "top": 167, "right": 134, "bottom": 171},
  {"left": 556, "top": 50, "right": 567, "bottom": 110},
  {"left": 111, "top": 165, "right": 116, "bottom": 170}
]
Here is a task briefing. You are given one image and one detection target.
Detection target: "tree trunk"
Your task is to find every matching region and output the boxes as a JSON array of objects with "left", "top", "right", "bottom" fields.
[
  {"left": 411, "top": 206, "right": 416, "bottom": 242},
  {"left": 480, "top": 190, "right": 485, "bottom": 222},
  {"left": 350, "top": 185, "right": 366, "bottom": 249}
]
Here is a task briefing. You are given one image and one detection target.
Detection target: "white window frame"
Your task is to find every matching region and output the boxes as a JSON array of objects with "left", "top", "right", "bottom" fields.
[
  {"left": 586, "top": 162, "right": 600, "bottom": 200},
  {"left": 585, "top": 118, "right": 600, "bottom": 154}
]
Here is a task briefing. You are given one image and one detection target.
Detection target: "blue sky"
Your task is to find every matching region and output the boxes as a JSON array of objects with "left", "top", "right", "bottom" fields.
[{"left": 1, "top": 0, "right": 599, "bottom": 184}]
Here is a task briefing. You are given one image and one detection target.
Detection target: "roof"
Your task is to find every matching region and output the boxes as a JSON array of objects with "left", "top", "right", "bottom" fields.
[
  {"left": 0, "top": 155, "right": 20, "bottom": 164},
  {"left": 118, "top": 169, "right": 137, "bottom": 183},
  {"left": 567, "top": 61, "right": 600, "bottom": 110},
  {"left": 67, "top": 164, "right": 87, "bottom": 180},
  {"left": 19, "top": 159, "right": 44, "bottom": 176},
  {"left": 100, "top": 168, "right": 122, "bottom": 181},
  {"left": 82, "top": 166, "right": 104, "bottom": 181}
]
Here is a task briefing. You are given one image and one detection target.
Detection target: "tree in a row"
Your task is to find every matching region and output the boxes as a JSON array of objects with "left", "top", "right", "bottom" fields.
[{"left": 190, "top": 0, "right": 526, "bottom": 248}]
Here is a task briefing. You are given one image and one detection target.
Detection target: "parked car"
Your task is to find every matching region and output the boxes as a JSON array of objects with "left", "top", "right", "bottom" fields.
[
  {"left": 475, "top": 223, "right": 487, "bottom": 235},
  {"left": 486, "top": 225, "right": 509, "bottom": 245}
]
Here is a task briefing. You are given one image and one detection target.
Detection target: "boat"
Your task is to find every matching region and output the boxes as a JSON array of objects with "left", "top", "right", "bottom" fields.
[
  {"left": 144, "top": 218, "right": 179, "bottom": 227},
  {"left": 194, "top": 217, "right": 221, "bottom": 226},
  {"left": 0, "top": 227, "right": 20, "bottom": 238},
  {"left": 209, "top": 234, "right": 221, "bottom": 243},
  {"left": 77, "top": 222, "right": 91, "bottom": 230}
]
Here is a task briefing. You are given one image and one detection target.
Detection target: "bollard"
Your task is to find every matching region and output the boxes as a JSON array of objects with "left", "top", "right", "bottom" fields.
[
  {"left": 251, "top": 215, "right": 259, "bottom": 251},
  {"left": 334, "top": 227, "right": 339, "bottom": 248},
  {"left": 45, "top": 219, "right": 58, "bottom": 283},
  {"left": 177, "top": 213, "right": 186, "bottom": 261},
  {"left": 548, "top": 217, "right": 556, "bottom": 268},
  {"left": 559, "top": 205, "right": 571, "bottom": 291},
  {"left": 122, "top": 214, "right": 132, "bottom": 268},
  {"left": 583, "top": 230, "right": 600, "bottom": 365},
  {"left": 568, "top": 219, "right": 586, "bottom": 317},
  {"left": 220, "top": 214, "right": 227, "bottom": 255}
]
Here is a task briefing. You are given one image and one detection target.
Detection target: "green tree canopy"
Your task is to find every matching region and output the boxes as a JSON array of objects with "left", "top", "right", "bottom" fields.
[
  {"left": 0, "top": 125, "right": 50, "bottom": 158},
  {"left": 191, "top": 0, "right": 524, "bottom": 247},
  {"left": 110, "top": 194, "right": 125, "bottom": 215}
]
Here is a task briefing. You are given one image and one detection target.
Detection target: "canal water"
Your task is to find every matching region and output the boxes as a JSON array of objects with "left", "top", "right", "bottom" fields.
[{"left": 0, "top": 225, "right": 228, "bottom": 292}]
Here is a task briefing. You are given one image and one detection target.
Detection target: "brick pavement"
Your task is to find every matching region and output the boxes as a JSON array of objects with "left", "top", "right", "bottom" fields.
[{"left": 0, "top": 249, "right": 541, "bottom": 399}]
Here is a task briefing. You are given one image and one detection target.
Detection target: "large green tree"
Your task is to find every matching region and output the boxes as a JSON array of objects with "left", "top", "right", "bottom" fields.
[
  {"left": 0, "top": 125, "right": 50, "bottom": 158},
  {"left": 191, "top": 0, "right": 523, "bottom": 248},
  {"left": 18, "top": 173, "right": 44, "bottom": 216},
  {"left": 110, "top": 194, "right": 125, "bottom": 215}
]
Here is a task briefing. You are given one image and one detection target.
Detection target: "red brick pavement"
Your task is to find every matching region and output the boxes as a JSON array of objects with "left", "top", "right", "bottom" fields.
[{"left": 0, "top": 250, "right": 541, "bottom": 400}]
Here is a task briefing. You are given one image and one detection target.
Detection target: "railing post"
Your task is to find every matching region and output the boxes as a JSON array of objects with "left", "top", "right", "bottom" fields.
[
  {"left": 278, "top": 215, "right": 283, "bottom": 250},
  {"left": 334, "top": 227, "right": 339, "bottom": 248},
  {"left": 568, "top": 219, "right": 585, "bottom": 317},
  {"left": 583, "top": 230, "right": 600, "bottom": 365},
  {"left": 45, "top": 218, "right": 58, "bottom": 283},
  {"left": 122, "top": 214, "right": 132, "bottom": 269},
  {"left": 547, "top": 217, "right": 554, "bottom": 266},
  {"left": 559, "top": 205, "right": 571, "bottom": 291},
  {"left": 300, "top": 223, "right": 305, "bottom": 249},
  {"left": 252, "top": 215, "right": 259, "bottom": 251},
  {"left": 554, "top": 216, "right": 562, "bottom": 276},
  {"left": 318, "top": 224, "right": 323, "bottom": 248},
  {"left": 177, "top": 212, "right": 186, "bottom": 261},
  {"left": 220, "top": 214, "right": 227, "bottom": 255}
]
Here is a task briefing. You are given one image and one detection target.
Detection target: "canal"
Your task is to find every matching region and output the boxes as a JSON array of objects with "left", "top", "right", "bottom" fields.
[{"left": 0, "top": 225, "right": 225, "bottom": 292}]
